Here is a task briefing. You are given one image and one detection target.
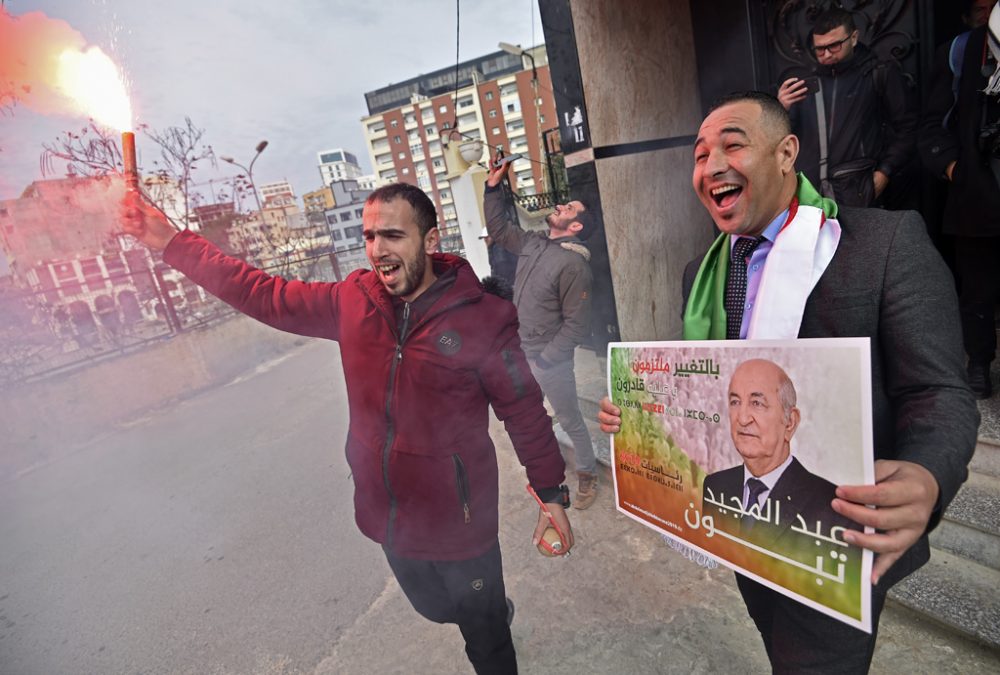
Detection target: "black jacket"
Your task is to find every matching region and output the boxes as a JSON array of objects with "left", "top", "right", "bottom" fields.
[
  {"left": 788, "top": 45, "right": 917, "bottom": 206},
  {"left": 919, "top": 27, "right": 1000, "bottom": 237}
]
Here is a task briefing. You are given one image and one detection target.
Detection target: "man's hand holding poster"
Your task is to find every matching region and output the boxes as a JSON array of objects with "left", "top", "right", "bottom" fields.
[{"left": 609, "top": 338, "right": 874, "bottom": 632}]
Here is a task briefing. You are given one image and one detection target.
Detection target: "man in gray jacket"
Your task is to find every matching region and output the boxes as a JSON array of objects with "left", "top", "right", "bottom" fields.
[{"left": 484, "top": 160, "right": 599, "bottom": 509}]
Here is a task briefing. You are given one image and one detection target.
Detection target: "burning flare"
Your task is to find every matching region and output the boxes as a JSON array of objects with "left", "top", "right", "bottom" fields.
[{"left": 55, "top": 46, "right": 132, "bottom": 132}]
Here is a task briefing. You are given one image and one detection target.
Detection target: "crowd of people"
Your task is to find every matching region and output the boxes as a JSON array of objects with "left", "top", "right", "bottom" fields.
[{"left": 116, "top": 4, "right": 996, "bottom": 674}]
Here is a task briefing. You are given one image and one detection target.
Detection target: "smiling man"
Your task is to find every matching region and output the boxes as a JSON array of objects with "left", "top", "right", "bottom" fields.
[
  {"left": 483, "top": 161, "right": 599, "bottom": 510},
  {"left": 121, "top": 182, "right": 574, "bottom": 675},
  {"left": 599, "top": 91, "right": 978, "bottom": 671}
]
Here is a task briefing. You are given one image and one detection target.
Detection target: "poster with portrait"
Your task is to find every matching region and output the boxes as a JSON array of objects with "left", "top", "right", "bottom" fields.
[{"left": 608, "top": 338, "right": 874, "bottom": 632}]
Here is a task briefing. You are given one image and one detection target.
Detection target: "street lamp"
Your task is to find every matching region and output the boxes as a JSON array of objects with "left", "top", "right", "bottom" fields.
[
  {"left": 221, "top": 140, "right": 268, "bottom": 260},
  {"left": 498, "top": 42, "right": 544, "bottom": 193}
]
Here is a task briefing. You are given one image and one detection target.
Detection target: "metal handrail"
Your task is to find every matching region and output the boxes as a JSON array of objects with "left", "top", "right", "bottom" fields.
[{"left": 512, "top": 191, "right": 568, "bottom": 212}]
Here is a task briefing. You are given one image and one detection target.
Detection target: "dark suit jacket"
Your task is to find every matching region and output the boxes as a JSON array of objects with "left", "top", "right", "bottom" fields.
[
  {"left": 702, "top": 457, "right": 858, "bottom": 549},
  {"left": 683, "top": 207, "right": 980, "bottom": 587}
]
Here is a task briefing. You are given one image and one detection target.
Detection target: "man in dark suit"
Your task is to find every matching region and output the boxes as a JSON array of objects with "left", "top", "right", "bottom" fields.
[
  {"left": 702, "top": 359, "right": 855, "bottom": 550},
  {"left": 600, "top": 91, "right": 979, "bottom": 672}
]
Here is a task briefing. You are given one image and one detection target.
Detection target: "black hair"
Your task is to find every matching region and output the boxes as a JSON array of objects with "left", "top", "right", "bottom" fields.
[
  {"left": 573, "top": 203, "right": 598, "bottom": 241},
  {"left": 365, "top": 182, "right": 438, "bottom": 236},
  {"left": 707, "top": 91, "right": 792, "bottom": 138},
  {"left": 812, "top": 8, "right": 856, "bottom": 36}
]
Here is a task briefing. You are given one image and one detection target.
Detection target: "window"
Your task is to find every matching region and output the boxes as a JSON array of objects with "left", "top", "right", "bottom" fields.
[
  {"left": 422, "top": 107, "right": 435, "bottom": 120},
  {"left": 390, "top": 119, "right": 399, "bottom": 127},
  {"left": 401, "top": 167, "right": 410, "bottom": 175},
  {"left": 339, "top": 212, "right": 353, "bottom": 222},
  {"left": 355, "top": 208, "right": 364, "bottom": 218},
  {"left": 344, "top": 225, "right": 362, "bottom": 240},
  {"left": 424, "top": 125, "right": 437, "bottom": 137},
  {"left": 408, "top": 129, "right": 420, "bottom": 141},
  {"left": 410, "top": 144, "right": 424, "bottom": 157},
  {"left": 492, "top": 127, "right": 500, "bottom": 136},
  {"left": 368, "top": 122, "right": 385, "bottom": 134},
  {"left": 394, "top": 135, "right": 402, "bottom": 144},
  {"left": 506, "top": 101, "right": 520, "bottom": 113},
  {"left": 540, "top": 114, "right": 545, "bottom": 124},
  {"left": 404, "top": 113, "right": 416, "bottom": 125},
  {"left": 506, "top": 120, "right": 524, "bottom": 133},
  {"left": 418, "top": 175, "right": 431, "bottom": 190},
  {"left": 488, "top": 110, "right": 497, "bottom": 118},
  {"left": 332, "top": 229, "right": 343, "bottom": 241},
  {"left": 398, "top": 152, "right": 406, "bottom": 159},
  {"left": 439, "top": 104, "right": 447, "bottom": 113},
  {"left": 484, "top": 91, "right": 494, "bottom": 101}
]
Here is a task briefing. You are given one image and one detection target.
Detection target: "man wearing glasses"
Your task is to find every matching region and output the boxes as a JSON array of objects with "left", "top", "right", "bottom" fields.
[{"left": 777, "top": 8, "right": 917, "bottom": 208}]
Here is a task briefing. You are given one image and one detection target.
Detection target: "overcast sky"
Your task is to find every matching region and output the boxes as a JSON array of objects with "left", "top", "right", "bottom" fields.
[{"left": 0, "top": 0, "right": 544, "bottom": 201}]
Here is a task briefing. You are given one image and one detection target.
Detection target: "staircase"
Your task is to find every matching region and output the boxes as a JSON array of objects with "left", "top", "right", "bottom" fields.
[
  {"left": 889, "top": 434, "right": 1000, "bottom": 649},
  {"left": 557, "top": 347, "right": 1000, "bottom": 650}
]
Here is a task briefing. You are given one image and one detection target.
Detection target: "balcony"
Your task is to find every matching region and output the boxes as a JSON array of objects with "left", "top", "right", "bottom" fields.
[{"left": 513, "top": 190, "right": 568, "bottom": 212}]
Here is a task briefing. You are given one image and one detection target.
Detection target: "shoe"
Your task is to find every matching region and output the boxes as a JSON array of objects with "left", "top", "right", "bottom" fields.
[
  {"left": 574, "top": 471, "right": 598, "bottom": 510},
  {"left": 967, "top": 361, "right": 993, "bottom": 399},
  {"left": 506, "top": 597, "right": 515, "bottom": 626}
]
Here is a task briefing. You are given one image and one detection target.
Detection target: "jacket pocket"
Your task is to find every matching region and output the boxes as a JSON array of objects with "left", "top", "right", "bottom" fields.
[
  {"left": 453, "top": 454, "right": 472, "bottom": 524},
  {"left": 825, "top": 158, "right": 876, "bottom": 208}
]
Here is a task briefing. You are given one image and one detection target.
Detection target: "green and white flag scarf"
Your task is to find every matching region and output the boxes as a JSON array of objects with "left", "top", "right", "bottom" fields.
[{"left": 682, "top": 173, "right": 841, "bottom": 340}]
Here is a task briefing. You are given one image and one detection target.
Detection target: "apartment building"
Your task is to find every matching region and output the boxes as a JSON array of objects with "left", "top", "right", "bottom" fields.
[
  {"left": 360, "top": 46, "right": 555, "bottom": 240},
  {"left": 317, "top": 148, "right": 364, "bottom": 186}
]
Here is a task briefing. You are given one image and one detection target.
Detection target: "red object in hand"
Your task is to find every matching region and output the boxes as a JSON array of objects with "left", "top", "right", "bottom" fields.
[{"left": 526, "top": 484, "right": 571, "bottom": 556}]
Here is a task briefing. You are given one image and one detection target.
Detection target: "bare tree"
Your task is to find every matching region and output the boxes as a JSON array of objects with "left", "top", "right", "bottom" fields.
[
  {"left": 41, "top": 121, "right": 124, "bottom": 177},
  {"left": 143, "top": 117, "right": 217, "bottom": 226}
]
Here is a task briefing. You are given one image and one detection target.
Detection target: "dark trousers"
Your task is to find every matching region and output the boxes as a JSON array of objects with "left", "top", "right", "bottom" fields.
[
  {"left": 736, "top": 574, "right": 889, "bottom": 674},
  {"left": 383, "top": 541, "right": 516, "bottom": 675},
  {"left": 955, "top": 236, "right": 1000, "bottom": 364}
]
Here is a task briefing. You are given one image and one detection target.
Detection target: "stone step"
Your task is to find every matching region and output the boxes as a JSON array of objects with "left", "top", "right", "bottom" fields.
[
  {"left": 970, "top": 438, "right": 1000, "bottom": 479},
  {"left": 888, "top": 546, "right": 1000, "bottom": 650},
  {"left": 932, "top": 471, "right": 1000, "bottom": 571}
]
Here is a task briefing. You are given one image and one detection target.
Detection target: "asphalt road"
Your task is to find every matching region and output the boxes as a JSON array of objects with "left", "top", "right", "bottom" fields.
[{"left": 0, "top": 341, "right": 388, "bottom": 675}]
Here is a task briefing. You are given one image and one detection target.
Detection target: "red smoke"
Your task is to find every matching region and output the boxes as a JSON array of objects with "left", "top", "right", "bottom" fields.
[{"left": 0, "top": 7, "right": 126, "bottom": 122}]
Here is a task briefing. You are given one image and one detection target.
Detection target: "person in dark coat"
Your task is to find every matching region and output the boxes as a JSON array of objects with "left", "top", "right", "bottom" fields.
[
  {"left": 599, "top": 91, "right": 978, "bottom": 672},
  {"left": 777, "top": 8, "right": 917, "bottom": 209},
  {"left": 919, "top": 7, "right": 1000, "bottom": 399}
]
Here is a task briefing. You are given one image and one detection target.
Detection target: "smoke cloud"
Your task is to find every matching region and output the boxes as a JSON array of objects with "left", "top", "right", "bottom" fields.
[{"left": 0, "top": 7, "right": 124, "bottom": 122}]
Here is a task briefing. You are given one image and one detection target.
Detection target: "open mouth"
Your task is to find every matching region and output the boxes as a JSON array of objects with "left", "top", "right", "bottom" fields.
[
  {"left": 377, "top": 262, "right": 401, "bottom": 282},
  {"left": 711, "top": 184, "right": 743, "bottom": 209}
]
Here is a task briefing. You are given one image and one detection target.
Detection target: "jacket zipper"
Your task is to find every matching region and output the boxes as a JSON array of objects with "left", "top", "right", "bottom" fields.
[
  {"left": 452, "top": 454, "right": 472, "bottom": 524},
  {"left": 381, "top": 301, "right": 410, "bottom": 549}
]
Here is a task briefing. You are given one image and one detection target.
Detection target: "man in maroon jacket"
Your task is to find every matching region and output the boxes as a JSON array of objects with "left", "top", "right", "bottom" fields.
[{"left": 122, "top": 182, "right": 573, "bottom": 675}]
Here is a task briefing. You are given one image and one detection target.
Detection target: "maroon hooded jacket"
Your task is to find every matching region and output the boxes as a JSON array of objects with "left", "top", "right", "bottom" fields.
[{"left": 163, "top": 231, "right": 565, "bottom": 560}]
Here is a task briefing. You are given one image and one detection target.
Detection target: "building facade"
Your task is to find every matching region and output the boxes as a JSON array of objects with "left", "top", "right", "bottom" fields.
[
  {"left": 360, "top": 46, "right": 556, "bottom": 247},
  {"left": 317, "top": 148, "right": 364, "bottom": 186}
]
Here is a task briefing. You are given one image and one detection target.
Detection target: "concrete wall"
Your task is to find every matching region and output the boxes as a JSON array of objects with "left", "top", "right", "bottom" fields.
[
  {"left": 570, "top": 0, "right": 715, "bottom": 341},
  {"left": 1, "top": 316, "right": 309, "bottom": 481}
]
